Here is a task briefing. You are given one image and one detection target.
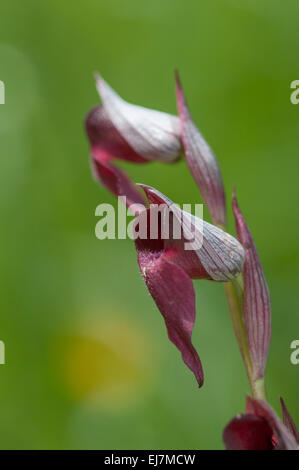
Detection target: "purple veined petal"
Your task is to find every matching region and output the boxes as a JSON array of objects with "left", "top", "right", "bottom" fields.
[
  {"left": 280, "top": 398, "right": 299, "bottom": 444},
  {"left": 246, "top": 397, "right": 298, "bottom": 450},
  {"left": 223, "top": 414, "right": 274, "bottom": 450},
  {"left": 86, "top": 105, "right": 147, "bottom": 207},
  {"left": 91, "top": 157, "right": 146, "bottom": 209},
  {"left": 138, "top": 184, "right": 244, "bottom": 282},
  {"left": 95, "top": 73, "right": 182, "bottom": 163},
  {"left": 135, "top": 221, "right": 204, "bottom": 386},
  {"left": 86, "top": 105, "right": 147, "bottom": 164},
  {"left": 85, "top": 76, "right": 182, "bottom": 205},
  {"left": 133, "top": 186, "right": 244, "bottom": 386},
  {"left": 175, "top": 72, "right": 226, "bottom": 226},
  {"left": 232, "top": 193, "right": 271, "bottom": 381}
]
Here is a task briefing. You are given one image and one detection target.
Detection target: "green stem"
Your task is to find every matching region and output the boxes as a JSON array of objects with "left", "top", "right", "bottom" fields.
[
  {"left": 224, "top": 280, "right": 267, "bottom": 401},
  {"left": 252, "top": 378, "right": 267, "bottom": 401}
]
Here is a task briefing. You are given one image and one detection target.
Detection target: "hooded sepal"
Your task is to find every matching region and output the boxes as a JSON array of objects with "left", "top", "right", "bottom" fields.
[
  {"left": 139, "top": 185, "right": 244, "bottom": 282},
  {"left": 95, "top": 74, "right": 182, "bottom": 162},
  {"left": 85, "top": 75, "right": 182, "bottom": 207}
]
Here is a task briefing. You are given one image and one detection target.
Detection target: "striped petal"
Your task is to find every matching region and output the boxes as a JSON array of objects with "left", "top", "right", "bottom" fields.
[
  {"left": 134, "top": 186, "right": 244, "bottom": 385},
  {"left": 94, "top": 74, "right": 182, "bottom": 163},
  {"left": 85, "top": 75, "right": 182, "bottom": 206},
  {"left": 175, "top": 72, "right": 226, "bottom": 226},
  {"left": 139, "top": 185, "right": 244, "bottom": 282},
  {"left": 233, "top": 193, "right": 271, "bottom": 380}
]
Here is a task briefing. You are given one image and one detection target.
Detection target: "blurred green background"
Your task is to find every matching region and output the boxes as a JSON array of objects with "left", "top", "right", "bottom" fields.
[{"left": 0, "top": 0, "right": 298, "bottom": 450}]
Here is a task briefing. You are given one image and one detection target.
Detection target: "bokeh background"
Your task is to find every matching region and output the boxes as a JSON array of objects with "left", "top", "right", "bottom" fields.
[{"left": 0, "top": 0, "right": 298, "bottom": 450}]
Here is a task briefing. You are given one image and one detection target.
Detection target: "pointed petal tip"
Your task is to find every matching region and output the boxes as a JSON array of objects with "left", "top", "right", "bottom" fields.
[
  {"left": 175, "top": 75, "right": 226, "bottom": 226},
  {"left": 135, "top": 249, "right": 204, "bottom": 387},
  {"left": 232, "top": 189, "right": 240, "bottom": 216},
  {"left": 136, "top": 184, "right": 168, "bottom": 206},
  {"left": 93, "top": 73, "right": 117, "bottom": 105},
  {"left": 174, "top": 69, "right": 181, "bottom": 88},
  {"left": 197, "top": 377, "right": 204, "bottom": 388},
  {"left": 280, "top": 397, "right": 285, "bottom": 408},
  {"left": 136, "top": 183, "right": 152, "bottom": 196},
  {"left": 93, "top": 72, "right": 105, "bottom": 93},
  {"left": 93, "top": 71, "right": 101, "bottom": 82},
  {"left": 232, "top": 185, "right": 237, "bottom": 201},
  {"left": 136, "top": 184, "right": 152, "bottom": 203},
  {"left": 94, "top": 72, "right": 105, "bottom": 99},
  {"left": 175, "top": 72, "right": 188, "bottom": 118}
]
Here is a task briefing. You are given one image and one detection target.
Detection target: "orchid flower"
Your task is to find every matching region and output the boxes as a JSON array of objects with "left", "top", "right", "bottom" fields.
[
  {"left": 223, "top": 397, "right": 299, "bottom": 450},
  {"left": 134, "top": 185, "right": 245, "bottom": 386},
  {"left": 85, "top": 71, "right": 297, "bottom": 450},
  {"left": 85, "top": 74, "right": 182, "bottom": 207}
]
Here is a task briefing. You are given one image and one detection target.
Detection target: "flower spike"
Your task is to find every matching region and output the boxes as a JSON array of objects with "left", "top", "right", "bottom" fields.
[
  {"left": 232, "top": 192, "right": 271, "bottom": 381},
  {"left": 175, "top": 71, "right": 226, "bottom": 226},
  {"left": 85, "top": 74, "right": 182, "bottom": 207},
  {"left": 134, "top": 185, "right": 245, "bottom": 385}
]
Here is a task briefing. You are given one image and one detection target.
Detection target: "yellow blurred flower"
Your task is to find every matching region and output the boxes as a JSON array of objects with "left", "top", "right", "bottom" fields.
[{"left": 54, "top": 312, "right": 155, "bottom": 412}]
